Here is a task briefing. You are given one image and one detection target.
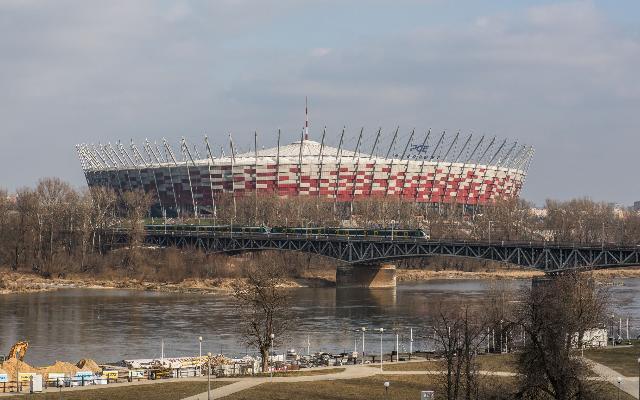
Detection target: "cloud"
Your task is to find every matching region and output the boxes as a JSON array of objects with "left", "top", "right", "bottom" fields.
[
  {"left": 310, "top": 47, "right": 332, "bottom": 57},
  {"left": 0, "top": 1, "right": 638, "bottom": 205}
]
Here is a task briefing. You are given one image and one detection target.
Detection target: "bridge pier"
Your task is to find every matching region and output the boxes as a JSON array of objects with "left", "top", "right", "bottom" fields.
[{"left": 336, "top": 263, "right": 397, "bottom": 288}]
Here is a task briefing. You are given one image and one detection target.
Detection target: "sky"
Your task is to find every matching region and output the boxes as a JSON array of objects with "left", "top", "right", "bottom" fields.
[{"left": 1, "top": 0, "right": 639, "bottom": 206}]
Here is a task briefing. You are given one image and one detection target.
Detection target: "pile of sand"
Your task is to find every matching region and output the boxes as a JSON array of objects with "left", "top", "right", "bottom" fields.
[
  {"left": 40, "top": 361, "right": 78, "bottom": 378},
  {"left": 0, "top": 358, "right": 38, "bottom": 377},
  {"left": 76, "top": 359, "right": 101, "bottom": 373}
]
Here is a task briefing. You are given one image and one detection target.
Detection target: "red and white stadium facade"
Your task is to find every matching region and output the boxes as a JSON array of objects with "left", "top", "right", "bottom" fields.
[{"left": 76, "top": 131, "right": 533, "bottom": 215}]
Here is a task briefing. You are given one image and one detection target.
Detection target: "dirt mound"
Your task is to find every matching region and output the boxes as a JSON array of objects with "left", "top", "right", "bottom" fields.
[
  {"left": 76, "top": 359, "right": 101, "bottom": 373},
  {"left": 0, "top": 358, "right": 38, "bottom": 377},
  {"left": 41, "top": 361, "right": 78, "bottom": 377}
]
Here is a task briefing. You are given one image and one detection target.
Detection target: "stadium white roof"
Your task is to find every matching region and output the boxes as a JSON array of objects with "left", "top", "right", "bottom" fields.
[{"left": 236, "top": 139, "right": 359, "bottom": 158}]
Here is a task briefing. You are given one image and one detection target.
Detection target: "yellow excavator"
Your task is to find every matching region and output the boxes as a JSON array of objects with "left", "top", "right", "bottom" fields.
[{"left": 5, "top": 341, "right": 29, "bottom": 361}]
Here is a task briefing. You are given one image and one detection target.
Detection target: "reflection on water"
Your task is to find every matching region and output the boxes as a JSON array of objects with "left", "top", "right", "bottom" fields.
[{"left": 0, "top": 279, "right": 638, "bottom": 366}]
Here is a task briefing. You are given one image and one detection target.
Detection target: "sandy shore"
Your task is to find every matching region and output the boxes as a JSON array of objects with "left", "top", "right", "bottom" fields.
[{"left": 1, "top": 266, "right": 639, "bottom": 295}]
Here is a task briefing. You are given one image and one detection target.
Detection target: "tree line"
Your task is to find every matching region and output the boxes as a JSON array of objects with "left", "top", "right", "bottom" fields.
[{"left": 1, "top": 177, "right": 639, "bottom": 280}]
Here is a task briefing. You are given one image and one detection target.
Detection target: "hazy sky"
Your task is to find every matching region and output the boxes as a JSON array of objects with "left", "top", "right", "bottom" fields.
[{"left": 1, "top": 1, "right": 638, "bottom": 205}]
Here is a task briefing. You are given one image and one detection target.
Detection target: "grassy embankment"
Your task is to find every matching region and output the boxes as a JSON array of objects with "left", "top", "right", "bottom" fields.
[
  {"left": 584, "top": 339, "right": 640, "bottom": 377},
  {"left": 223, "top": 374, "right": 635, "bottom": 400},
  {"left": 377, "top": 353, "right": 518, "bottom": 372},
  {"left": 0, "top": 380, "right": 229, "bottom": 400}
]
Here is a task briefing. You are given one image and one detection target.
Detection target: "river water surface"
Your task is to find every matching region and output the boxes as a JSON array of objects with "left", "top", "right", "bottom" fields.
[{"left": 1, "top": 279, "right": 639, "bottom": 366}]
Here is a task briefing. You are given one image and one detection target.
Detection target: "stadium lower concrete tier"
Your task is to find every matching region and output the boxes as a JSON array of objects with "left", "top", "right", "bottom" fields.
[{"left": 78, "top": 139, "right": 532, "bottom": 214}]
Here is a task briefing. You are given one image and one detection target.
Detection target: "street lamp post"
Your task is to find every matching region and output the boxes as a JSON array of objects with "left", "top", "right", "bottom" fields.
[
  {"left": 198, "top": 336, "right": 203, "bottom": 376},
  {"left": 616, "top": 376, "right": 622, "bottom": 400},
  {"left": 270, "top": 333, "right": 275, "bottom": 380},
  {"left": 207, "top": 352, "right": 212, "bottom": 400},
  {"left": 384, "top": 381, "right": 390, "bottom": 399},
  {"left": 409, "top": 327, "right": 413, "bottom": 360},
  {"left": 395, "top": 332, "right": 399, "bottom": 362},
  {"left": 637, "top": 357, "right": 640, "bottom": 400},
  {"left": 378, "top": 328, "right": 384, "bottom": 371},
  {"left": 361, "top": 328, "right": 366, "bottom": 365}
]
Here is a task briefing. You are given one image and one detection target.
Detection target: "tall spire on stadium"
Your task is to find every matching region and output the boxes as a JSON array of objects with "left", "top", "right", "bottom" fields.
[{"left": 305, "top": 96, "right": 309, "bottom": 140}]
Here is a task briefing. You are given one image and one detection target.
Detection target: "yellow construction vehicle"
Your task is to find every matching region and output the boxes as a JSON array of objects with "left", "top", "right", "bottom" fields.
[{"left": 7, "top": 341, "right": 29, "bottom": 361}]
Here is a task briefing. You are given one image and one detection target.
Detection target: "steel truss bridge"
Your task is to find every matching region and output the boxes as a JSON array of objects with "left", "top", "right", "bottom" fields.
[{"left": 113, "top": 228, "right": 640, "bottom": 273}]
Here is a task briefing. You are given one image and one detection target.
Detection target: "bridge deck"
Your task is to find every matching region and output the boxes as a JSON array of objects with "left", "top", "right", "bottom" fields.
[{"left": 108, "top": 229, "right": 640, "bottom": 273}]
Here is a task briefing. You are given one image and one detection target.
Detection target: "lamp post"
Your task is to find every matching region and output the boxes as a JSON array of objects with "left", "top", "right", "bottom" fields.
[
  {"left": 616, "top": 376, "right": 622, "bottom": 400},
  {"left": 637, "top": 357, "right": 640, "bottom": 400},
  {"left": 199, "top": 336, "right": 203, "bottom": 358},
  {"left": 409, "top": 327, "right": 413, "bottom": 360},
  {"left": 361, "top": 328, "right": 366, "bottom": 365},
  {"left": 207, "top": 352, "right": 212, "bottom": 400},
  {"left": 270, "top": 333, "right": 275, "bottom": 380},
  {"left": 384, "top": 381, "right": 390, "bottom": 399},
  {"left": 378, "top": 328, "right": 384, "bottom": 371}
]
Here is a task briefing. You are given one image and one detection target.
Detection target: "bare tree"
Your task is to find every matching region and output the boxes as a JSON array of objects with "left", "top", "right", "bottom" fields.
[
  {"left": 232, "top": 257, "right": 291, "bottom": 372},
  {"left": 88, "top": 187, "right": 117, "bottom": 253},
  {"left": 121, "top": 190, "right": 154, "bottom": 271},
  {"left": 433, "top": 303, "right": 487, "bottom": 400},
  {"left": 514, "top": 272, "right": 609, "bottom": 400}
]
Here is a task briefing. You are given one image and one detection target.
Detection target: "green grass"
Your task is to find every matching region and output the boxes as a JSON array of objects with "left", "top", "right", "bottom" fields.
[
  {"left": 222, "top": 374, "right": 635, "bottom": 400},
  {"left": 0, "top": 380, "right": 230, "bottom": 400},
  {"left": 584, "top": 340, "right": 640, "bottom": 377},
  {"left": 377, "top": 353, "right": 518, "bottom": 373}
]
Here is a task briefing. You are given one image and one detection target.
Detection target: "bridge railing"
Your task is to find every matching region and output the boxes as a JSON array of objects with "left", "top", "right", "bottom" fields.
[{"left": 113, "top": 227, "right": 640, "bottom": 252}]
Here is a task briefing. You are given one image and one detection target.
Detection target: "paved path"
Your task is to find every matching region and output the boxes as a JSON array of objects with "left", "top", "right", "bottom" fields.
[
  {"left": 184, "top": 363, "right": 520, "bottom": 399},
  {"left": 587, "top": 360, "right": 639, "bottom": 399},
  {"left": 183, "top": 365, "right": 375, "bottom": 400}
]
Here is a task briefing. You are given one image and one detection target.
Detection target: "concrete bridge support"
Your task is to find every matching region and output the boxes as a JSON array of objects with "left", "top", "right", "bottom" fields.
[{"left": 335, "top": 263, "right": 397, "bottom": 288}]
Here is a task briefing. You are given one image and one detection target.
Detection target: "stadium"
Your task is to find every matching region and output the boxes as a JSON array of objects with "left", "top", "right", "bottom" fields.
[{"left": 76, "top": 124, "right": 534, "bottom": 217}]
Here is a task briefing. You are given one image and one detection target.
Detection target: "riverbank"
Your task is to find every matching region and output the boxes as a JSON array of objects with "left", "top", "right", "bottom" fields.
[
  {"left": 0, "top": 270, "right": 334, "bottom": 295},
  {"left": 2, "top": 266, "right": 640, "bottom": 295}
]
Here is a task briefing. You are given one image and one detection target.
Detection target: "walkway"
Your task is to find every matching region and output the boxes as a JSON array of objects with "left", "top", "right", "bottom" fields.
[
  {"left": 587, "top": 359, "right": 639, "bottom": 399},
  {"left": 184, "top": 363, "right": 519, "bottom": 400}
]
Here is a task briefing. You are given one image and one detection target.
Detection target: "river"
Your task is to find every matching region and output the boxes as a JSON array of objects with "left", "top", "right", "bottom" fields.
[{"left": 1, "top": 279, "right": 638, "bottom": 366}]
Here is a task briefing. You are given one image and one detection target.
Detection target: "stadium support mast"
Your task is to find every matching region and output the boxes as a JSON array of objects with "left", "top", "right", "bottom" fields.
[
  {"left": 316, "top": 127, "right": 326, "bottom": 198},
  {"left": 305, "top": 96, "right": 309, "bottom": 141},
  {"left": 122, "top": 140, "right": 143, "bottom": 192},
  {"left": 254, "top": 131, "right": 259, "bottom": 224},
  {"left": 100, "top": 143, "right": 123, "bottom": 193},
  {"left": 333, "top": 127, "right": 346, "bottom": 206},
  {"left": 426, "top": 131, "right": 446, "bottom": 202},
  {"left": 471, "top": 136, "right": 496, "bottom": 207},
  {"left": 142, "top": 139, "right": 165, "bottom": 216},
  {"left": 460, "top": 135, "right": 484, "bottom": 207},
  {"left": 481, "top": 138, "right": 507, "bottom": 203},
  {"left": 398, "top": 129, "right": 415, "bottom": 201},
  {"left": 110, "top": 142, "right": 132, "bottom": 191},
  {"left": 412, "top": 129, "right": 431, "bottom": 202},
  {"left": 163, "top": 138, "right": 180, "bottom": 216},
  {"left": 349, "top": 127, "right": 364, "bottom": 211},
  {"left": 229, "top": 134, "right": 237, "bottom": 218},
  {"left": 204, "top": 135, "right": 217, "bottom": 220},
  {"left": 276, "top": 129, "right": 281, "bottom": 194},
  {"left": 383, "top": 127, "right": 399, "bottom": 198},
  {"left": 181, "top": 138, "right": 198, "bottom": 218},
  {"left": 297, "top": 127, "right": 305, "bottom": 196},
  {"left": 442, "top": 132, "right": 469, "bottom": 205},
  {"left": 366, "top": 128, "right": 382, "bottom": 197}
]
